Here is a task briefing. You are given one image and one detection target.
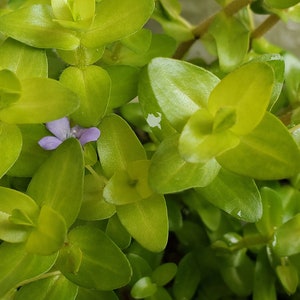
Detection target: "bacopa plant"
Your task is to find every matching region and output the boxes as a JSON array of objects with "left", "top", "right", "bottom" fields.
[{"left": 2, "top": 0, "right": 300, "bottom": 299}]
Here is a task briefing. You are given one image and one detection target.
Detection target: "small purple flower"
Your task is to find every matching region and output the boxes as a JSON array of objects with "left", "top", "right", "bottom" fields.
[{"left": 39, "top": 117, "right": 100, "bottom": 150}]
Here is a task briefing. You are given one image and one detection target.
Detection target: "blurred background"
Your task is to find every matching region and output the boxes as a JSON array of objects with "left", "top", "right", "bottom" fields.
[{"left": 177, "top": 0, "right": 300, "bottom": 58}]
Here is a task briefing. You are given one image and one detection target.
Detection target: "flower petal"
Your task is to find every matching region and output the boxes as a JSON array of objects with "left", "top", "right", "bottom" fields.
[
  {"left": 46, "top": 117, "right": 70, "bottom": 140},
  {"left": 77, "top": 127, "right": 100, "bottom": 145},
  {"left": 38, "top": 136, "right": 63, "bottom": 150}
]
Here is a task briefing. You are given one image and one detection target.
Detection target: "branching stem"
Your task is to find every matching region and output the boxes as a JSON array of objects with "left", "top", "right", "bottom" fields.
[
  {"left": 173, "top": 0, "right": 253, "bottom": 59},
  {"left": 251, "top": 14, "right": 280, "bottom": 39}
]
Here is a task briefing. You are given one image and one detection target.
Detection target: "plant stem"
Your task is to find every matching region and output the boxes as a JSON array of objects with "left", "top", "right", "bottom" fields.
[
  {"left": 15, "top": 271, "right": 61, "bottom": 289},
  {"left": 251, "top": 14, "right": 280, "bottom": 39},
  {"left": 173, "top": 0, "right": 253, "bottom": 59},
  {"left": 230, "top": 234, "right": 270, "bottom": 252}
]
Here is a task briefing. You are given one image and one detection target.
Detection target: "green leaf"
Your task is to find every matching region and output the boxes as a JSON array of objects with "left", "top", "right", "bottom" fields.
[
  {"left": 0, "top": 243, "right": 57, "bottom": 296},
  {"left": 59, "top": 225, "right": 132, "bottom": 290},
  {"left": 0, "top": 69, "right": 21, "bottom": 109},
  {"left": 57, "top": 240, "right": 82, "bottom": 275},
  {"left": 140, "top": 57, "right": 220, "bottom": 131},
  {"left": 105, "top": 65, "right": 139, "bottom": 109},
  {"left": 60, "top": 65, "right": 110, "bottom": 126},
  {"left": 146, "top": 286, "right": 172, "bottom": 300},
  {"left": 149, "top": 134, "right": 220, "bottom": 193},
  {"left": 217, "top": 112, "right": 300, "bottom": 179},
  {"left": 78, "top": 173, "right": 115, "bottom": 221},
  {"left": 276, "top": 263, "right": 298, "bottom": 294},
  {"left": 219, "top": 250, "right": 254, "bottom": 297},
  {"left": 15, "top": 273, "right": 78, "bottom": 300},
  {"left": 208, "top": 62, "right": 274, "bottom": 135},
  {"left": 81, "top": 0, "right": 154, "bottom": 48},
  {"left": 0, "top": 38, "right": 48, "bottom": 79},
  {"left": 251, "top": 54, "right": 284, "bottom": 110},
  {"left": 0, "top": 122, "right": 22, "bottom": 178},
  {"left": 104, "top": 160, "right": 153, "bottom": 205},
  {"left": 121, "top": 29, "right": 152, "bottom": 54},
  {"left": 179, "top": 108, "right": 240, "bottom": 163},
  {"left": 131, "top": 277, "right": 157, "bottom": 299},
  {"left": 102, "top": 33, "right": 176, "bottom": 68},
  {"left": 26, "top": 205, "right": 67, "bottom": 255},
  {"left": 0, "top": 4, "right": 80, "bottom": 50},
  {"left": 127, "top": 253, "right": 152, "bottom": 285},
  {"left": 51, "top": 0, "right": 95, "bottom": 29},
  {"left": 272, "top": 214, "right": 300, "bottom": 256},
  {"left": 57, "top": 45, "right": 105, "bottom": 66},
  {"left": 27, "top": 139, "right": 84, "bottom": 228},
  {"left": 8, "top": 124, "right": 49, "bottom": 177},
  {"left": 0, "top": 78, "right": 79, "bottom": 123},
  {"left": 0, "top": 186, "right": 39, "bottom": 243},
  {"left": 152, "top": 0, "right": 193, "bottom": 41},
  {"left": 253, "top": 250, "right": 276, "bottom": 300},
  {"left": 76, "top": 288, "right": 118, "bottom": 300},
  {"left": 284, "top": 53, "right": 300, "bottom": 105},
  {"left": 97, "top": 114, "right": 147, "bottom": 178},
  {"left": 106, "top": 214, "right": 131, "bottom": 249},
  {"left": 151, "top": 263, "right": 177, "bottom": 286},
  {"left": 173, "top": 252, "right": 202, "bottom": 300},
  {"left": 117, "top": 194, "right": 168, "bottom": 252},
  {"left": 196, "top": 168, "right": 262, "bottom": 222},
  {"left": 208, "top": 13, "right": 249, "bottom": 72},
  {"left": 256, "top": 187, "right": 283, "bottom": 236},
  {"left": 265, "top": 0, "right": 300, "bottom": 9},
  {"left": 183, "top": 190, "right": 221, "bottom": 231}
]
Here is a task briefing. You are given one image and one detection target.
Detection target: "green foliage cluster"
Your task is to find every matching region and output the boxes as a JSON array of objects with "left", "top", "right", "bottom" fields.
[{"left": 1, "top": 0, "right": 300, "bottom": 299}]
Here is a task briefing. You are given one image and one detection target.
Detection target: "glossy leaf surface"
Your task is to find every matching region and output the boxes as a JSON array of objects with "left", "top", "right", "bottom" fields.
[
  {"left": 0, "top": 243, "right": 57, "bottom": 296},
  {"left": 7, "top": 124, "right": 49, "bottom": 177},
  {"left": 0, "top": 122, "right": 22, "bottom": 178},
  {"left": 140, "top": 57, "right": 220, "bottom": 131},
  {"left": 78, "top": 173, "right": 115, "bottom": 221},
  {"left": 59, "top": 226, "right": 132, "bottom": 290},
  {"left": 27, "top": 139, "right": 84, "bottom": 227},
  {"left": 208, "top": 13, "right": 249, "bottom": 72},
  {"left": 15, "top": 274, "right": 78, "bottom": 300},
  {"left": 131, "top": 277, "right": 157, "bottom": 299},
  {"left": 104, "top": 160, "right": 153, "bottom": 205},
  {"left": 196, "top": 168, "right": 262, "bottom": 222},
  {"left": 26, "top": 205, "right": 67, "bottom": 255},
  {"left": 81, "top": 0, "right": 154, "bottom": 47},
  {"left": 60, "top": 65, "right": 110, "bottom": 126},
  {"left": 272, "top": 214, "right": 300, "bottom": 256},
  {"left": 97, "top": 114, "right": 146, "bottom": 178},
  {"left": 179, "top": 108, "right": 240, "bottom": 163},
  {"left": 0, "top": 186, "right": 39, "bottom": 243},
  {"left": 256, "top": 187, "right": 283, "bottom": 236},
  {"left": 208, "top": 62, "right": 274, "bottom": 135},
  {"left": 0, "top": 5, "right": 80, "bottom": 50},
  {"left": 0, "top": 69, "right": 21, "bottom": 109},
  {"left": 0, "top": 78, "right": 79, "bottom": 123},
  {"left": 0, "top": 38, "right": 48, "bottom": 79},
  {"left": 149, "top": 134, "right": 220, "bottom": 193},
  {"left": 117, "top": 194, "right": 168, "bottom": 252},
  {"left": 217, "top": 112, "right": 300, "bottom": 179}
]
